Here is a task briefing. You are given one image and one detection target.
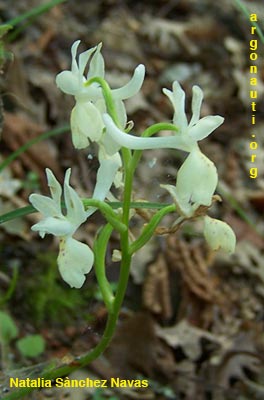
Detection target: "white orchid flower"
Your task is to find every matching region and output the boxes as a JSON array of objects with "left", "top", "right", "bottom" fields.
[
  {"left": 160, "top": 150, "right": 236, "bottom": 253},
  {"left": 161, "top": 149, "right": 218, "bottom": 217},
  {"left": 203, "top": 216, "right": 236, "bottom": 254},
  {"left": 56, "top": 40, "right": 145, "bottom": 149},
  {"left": 104, "top": 80, "right": 225, "bottom": 226},
  {"left": 29, "top": 168, "right": 94, "bottom": 289},
  {"left": 103, "top": 81, "right": 224, "bottom": 154}
]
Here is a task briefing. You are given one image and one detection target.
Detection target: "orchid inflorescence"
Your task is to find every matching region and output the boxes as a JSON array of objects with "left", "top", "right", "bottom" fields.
[{"left": 29, "top": 40, "right": 236, "bottom": 290}]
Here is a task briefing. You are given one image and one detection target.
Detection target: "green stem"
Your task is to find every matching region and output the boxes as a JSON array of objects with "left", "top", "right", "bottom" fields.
[
  {"left": 1, "top": 192, "right": 133, "bottom": 400},
  {"left": 129, "top": 204, "right": 175, "bottom": 254},
  {"left": 5, "top": 0, "right": 67, "bottom": 42},
  {"left": 82, "top": 199, "right": 127, "bottom": 234},
  {"left": 6, "top": 0, "right": 66, "bottom": 27},
  {"left": 234, "top": 0, "right": 264, "bottom": 44},
  {"left": 1, "top": 314, "right": 118, "bottom": 400},
  {"left": 93, "top": 224, "right": 115, "bottom": 312},
  {"left": 85, "top": 77, "right": 120, "bottom": 127},
  {"left": 143, "top": 123, "right": 179, "bottom": 138},
  {"left": 110, "top": 144, "right": 134, "bottom": 314},
  {"left": 131, "top": 122, "right": 178, "bottom": 173},
  {"left": 217, "top": 183, "right": 260, "bottom": 232},
  {"left": 0, "top": 265, "right": 19, "bottom": 306},
  {"left": 0, "top": 202, "right": 172, "bottom": 225}
]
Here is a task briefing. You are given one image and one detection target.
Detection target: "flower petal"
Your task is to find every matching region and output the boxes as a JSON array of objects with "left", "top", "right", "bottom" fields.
[
  {"left": 70, "top": 102, "right": 104, "bottom": 149},
  {"left": 63, "top": 169, "right": 87, "bottom": 226},
  {"left": 31, "top": 216, "right": 73, "bottom": 238},
  {"left": 112, "top": 64, "right": 145, "bottom": 100},
  {"left": 189, "top": 85, "right": 203, "bottom": 127},
  {"left": 93, "top": 155, "right": 121, "bottom": 200},
  {"left": 78, "top": 46, "right": 96, "bottom": 78},
  {"left": 29, "top": 194, "right": 61, "bottom": 217},
  {"left": 163, "top": 81, "right": 188, "bottom": 131},
  {"left": 203, "top": 216, "right": 236, "bottom": 254},
  {"left": 87, "top": 43, "right": 105, "bottom": 79},
  {"left": 160, "top": 183, "right": 190, "bottom": 216},
  {"left": 189, "top": 115, "right": 224, "bottom": 142},
  {"left": 55, "top": 71, "right": 80, "bottom": 95},
  {"left": 70, "top": 40, "right": 81, "bottom": 75},
  {"left": 174, "top": 150, "right": 218, "bottom": 216},
  {"left": 100, "top": 125, "right": 121, "bottom": 156},
  {"left": 58, "top": 237, "right": 94, "bottom": 288},
  {"left": 114, "top": 99, "right": 127, "bottom": 128},
  {"left": 70, "top": 106, "right": 90, "bottom": 149},
  {"left": 46, "top": 168, "right": 62, "bottom": 208}
]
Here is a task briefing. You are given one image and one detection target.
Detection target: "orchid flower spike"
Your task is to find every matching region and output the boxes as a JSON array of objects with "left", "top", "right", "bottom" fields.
[
  {"left": 56, "top": 40, "right": 145, "bottom": 150},
  {"left": 103, "top": 81, "right": 224, "bottom": 154},
  {"left": 29, "top": 169, "right": 94, "bottom": 289}
]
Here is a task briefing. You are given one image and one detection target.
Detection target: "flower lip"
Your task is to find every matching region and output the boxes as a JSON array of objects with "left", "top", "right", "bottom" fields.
[
  {"left": 161, "top": 149, "right": 218, "bottom": 217},
  {"left": 58, "top": 237, "right": 94, "bottom": 288}
]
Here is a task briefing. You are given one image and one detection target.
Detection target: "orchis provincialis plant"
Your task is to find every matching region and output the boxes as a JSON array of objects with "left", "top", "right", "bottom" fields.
[
  {"left": 0, "top": 39, "right": 237, "bottom": 400},
  {"left": 29, "top": 168, "right": 94, "bottom": 288}
]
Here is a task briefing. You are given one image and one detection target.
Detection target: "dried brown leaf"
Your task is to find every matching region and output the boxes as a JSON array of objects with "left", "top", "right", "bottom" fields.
[
  {"left": 143, "top": 253, "right": 172, "bottom": 319},
  {"left": 166, "top": 236, "right": 221, "bottom": 304},
  {"left": 2, "top": 112, "right": 62, "bottom": 188}
]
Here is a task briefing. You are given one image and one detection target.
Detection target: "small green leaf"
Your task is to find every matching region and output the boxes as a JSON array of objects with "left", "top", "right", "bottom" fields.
[
  {"left": 0, "top": 311, "right": 18, "bottom": 344},
  {"left": 16, "top": 334, "right": 45, "bottom": 358},
  {"left": 0, "top": 24, "right": 12, "bottom": 38}
]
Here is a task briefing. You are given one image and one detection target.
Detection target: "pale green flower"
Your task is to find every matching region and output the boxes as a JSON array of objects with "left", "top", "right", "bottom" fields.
[
  {"left": 103, "top": 81, "right": 224, "bottom": 153},
  {"left": 203, "top": 216, "right": 236, "bottom": 254},
  {"left": 161, "top": 149, "right": 218, "bottom": 217},
  {"left": 56, "top": 40, "right": 145, "bottom": 149},
  {"left": 29, "top": 168, "right": 93, "bottom": 288}
]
